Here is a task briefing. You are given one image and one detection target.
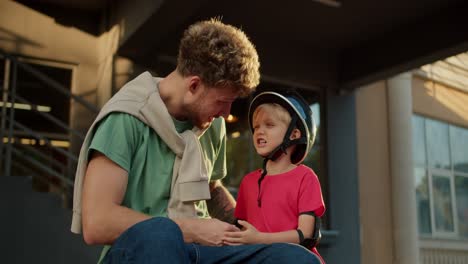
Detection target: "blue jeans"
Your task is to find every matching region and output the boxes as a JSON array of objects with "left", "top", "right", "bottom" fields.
[{"left": 103, "top": 217, "right": 321, "bottom": 264}]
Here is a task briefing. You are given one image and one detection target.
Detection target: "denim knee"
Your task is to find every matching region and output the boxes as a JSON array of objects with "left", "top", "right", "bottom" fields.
[
  {"left": 268, "top": 243, "right": 319, "bottom": 264},
  {"left": 117, "top": 217, "right": 183, "bottom": 247},
  {"left": 106, "top": 217, "right": 189, "bottom": 263}
]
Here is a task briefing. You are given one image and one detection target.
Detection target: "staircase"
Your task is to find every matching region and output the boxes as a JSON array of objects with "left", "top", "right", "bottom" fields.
[{"left": 0, "top": 50, "right": 102, "bottom": 263}]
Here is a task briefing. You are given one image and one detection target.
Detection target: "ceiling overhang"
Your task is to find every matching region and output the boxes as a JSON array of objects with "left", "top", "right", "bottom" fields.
[{"left": 15, "top": 0, "right": 468, "bottom": 93}]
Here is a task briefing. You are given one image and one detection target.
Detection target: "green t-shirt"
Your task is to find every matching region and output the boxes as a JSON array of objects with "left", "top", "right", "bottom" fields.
[{"left": 89, "top": 112, "right": 226, "bottom": 262}]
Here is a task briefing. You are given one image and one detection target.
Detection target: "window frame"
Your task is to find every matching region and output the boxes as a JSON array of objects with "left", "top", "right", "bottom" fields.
[
  {"left": 414, "top": 114, "right": 468, "bottom": 240},
  {"left": 428, "top": 167, "right": 457, "bottom": 238}
]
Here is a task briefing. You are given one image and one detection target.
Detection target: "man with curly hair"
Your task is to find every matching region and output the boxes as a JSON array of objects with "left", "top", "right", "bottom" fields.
[{"left": 71, "top": 19, "right": 318, "bottom": 263}]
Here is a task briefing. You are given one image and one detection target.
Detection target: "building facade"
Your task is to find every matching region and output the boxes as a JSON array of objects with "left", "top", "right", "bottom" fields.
[
  {"left": 355, "top": 55, "right": 468, "bottom": 263},
  {"left": 1, "top": 1, "right": 468, "bottom": 263}
]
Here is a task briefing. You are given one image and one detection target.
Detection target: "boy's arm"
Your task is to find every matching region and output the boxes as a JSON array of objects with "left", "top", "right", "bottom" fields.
[
  {"left": 259, "top": 213, "right": 316, "bottom": 244},
  {"left": 223, "top": 214, "right": 315, "bottom": 245},
  {"left": 206, "top": 180, "right": 236, "bottom": 224},
  {"left": 297, "top": 213, "right": 316, "bottom": 239}
]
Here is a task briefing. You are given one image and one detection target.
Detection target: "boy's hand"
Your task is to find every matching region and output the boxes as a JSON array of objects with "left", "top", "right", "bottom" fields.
[
  {"left": 177, "top": 218, "right": 239, "bottom": 247},
  {"left": 191, "top": 218, "right": 239, "bottom": 246},
  {"left": 223, "top": 220, "right": 263, "bottom": 245}
]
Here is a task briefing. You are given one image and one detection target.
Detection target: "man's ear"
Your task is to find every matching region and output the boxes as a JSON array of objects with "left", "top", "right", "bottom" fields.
[
  {"left": 290, "top": 128, "right": 301, "bottom": 140},
  {"left": 188, "top": 76, "right": 203, "bottom": 95}
]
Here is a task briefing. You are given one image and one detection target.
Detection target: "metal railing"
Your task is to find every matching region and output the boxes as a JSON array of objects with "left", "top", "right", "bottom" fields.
[{"left": 0, "top": 50, "right": 99, "bottom": 203}]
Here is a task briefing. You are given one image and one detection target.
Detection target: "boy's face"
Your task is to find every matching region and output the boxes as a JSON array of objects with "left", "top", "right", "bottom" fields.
[
  {"left": 185, "top": 84, "right": 238, "bottom": 129},
  {"left": 252, "top": 107, "right": 289, "bottom": 157}
]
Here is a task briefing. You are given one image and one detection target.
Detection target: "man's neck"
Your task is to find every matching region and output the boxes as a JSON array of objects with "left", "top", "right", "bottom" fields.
[{"left": 159, "top": 70, "right": 187, "bottom": 120}]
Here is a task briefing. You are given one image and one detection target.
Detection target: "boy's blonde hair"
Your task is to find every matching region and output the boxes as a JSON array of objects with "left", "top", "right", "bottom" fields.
[
  {"left": 177, "top": 18, "right": 260, "bottom": 97},
  {"left": 253, "top": 103, "right": 292, "bottom": 127}
]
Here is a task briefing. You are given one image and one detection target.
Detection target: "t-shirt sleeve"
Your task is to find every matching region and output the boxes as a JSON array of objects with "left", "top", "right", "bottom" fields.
[
  {"left": 298, "top": 169, "right": 325, "bottom": 217},
  {"left": 88, "top": 113, "right": 143, "bottom": 172}
]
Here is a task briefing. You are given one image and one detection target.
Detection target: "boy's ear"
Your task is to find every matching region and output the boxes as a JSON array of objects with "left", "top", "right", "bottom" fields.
[{"left": 290, "top": 128, "right": 301, "bottom": 140}]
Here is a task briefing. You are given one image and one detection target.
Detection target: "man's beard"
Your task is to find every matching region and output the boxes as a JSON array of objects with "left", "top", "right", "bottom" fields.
[{"left": 184, "top": 97, "right": 210, "bottom": 129}]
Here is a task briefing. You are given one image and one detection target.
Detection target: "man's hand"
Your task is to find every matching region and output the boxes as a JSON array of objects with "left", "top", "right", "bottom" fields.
[
  {"left": 175, "top": 218, "right": 239, "bottom": 246},
  {"left": 223, "top": 220, "right": 262, "bottom": 245}
]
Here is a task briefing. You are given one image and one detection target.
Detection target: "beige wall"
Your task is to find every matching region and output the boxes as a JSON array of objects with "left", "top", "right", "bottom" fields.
[
  {"left": 413, "top": 76, "right": 468, "bottom": 128},
  {"left": 0, "top": 2, "right": 99, "bottom": 63},
  {"left": 355, "top": 81, "right": 394, "bottom": 264},
  {"left": 0, "top": 1, "right": 122, "bottom": 155}
]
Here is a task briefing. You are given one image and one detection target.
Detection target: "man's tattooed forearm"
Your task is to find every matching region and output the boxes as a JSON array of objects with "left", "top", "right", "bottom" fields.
[{"left": 207, "top": 184, "right": 236, "bottom": 223}]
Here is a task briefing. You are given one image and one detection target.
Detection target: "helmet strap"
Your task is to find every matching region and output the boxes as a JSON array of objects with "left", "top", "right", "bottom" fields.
[
  {"left": 257, "top": 114, "right": 300, "bottom": 207},
  {"left": 257, "top": 158, "right": 268, "bottom": 207}
]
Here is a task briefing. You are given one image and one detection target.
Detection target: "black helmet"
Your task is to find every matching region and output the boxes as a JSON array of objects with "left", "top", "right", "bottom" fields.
[{"left": 248, "top": 91, "right": 316, "bottom": 164}]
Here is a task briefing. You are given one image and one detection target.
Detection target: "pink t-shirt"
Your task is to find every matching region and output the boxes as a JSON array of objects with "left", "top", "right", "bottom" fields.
[{"left": 235, "top": 164, "right": 325, "bottom": 261}]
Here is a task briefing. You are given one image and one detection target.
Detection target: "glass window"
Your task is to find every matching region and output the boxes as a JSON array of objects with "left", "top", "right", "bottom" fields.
[
  {"left": 412, "top": 115, "right": 427, "bottom": 166},
  {"left": 311, "top": 103, "right": 320, "bottom": 129},
  {"left": 225, "top": 130, "right": 263, "bottom": 197},
  {"left": 303, "top": 103, "right": 321, "bottom": 177},
  {"left": 224, "top": 97, "right": 262, "bottom": 198},
  {"left": 451, "top": 126, "right": 468, "bottom": 174},
  {"left": 432, "top": 174, "right": 454, "bottom": 233},
  {"left": 455, "top": 175, "right": 468, "bottom": 238},
  {"left": 413, "top": 114, "right": 468, "bottom": 239},
  {"left": 426, "top": 119, "right": 451, "bottom": 170},
  {"left": 12, "top": 62, "right": 72, "bottom": 134},
  {"left": 415, "top": 167, "right": 431, "bottom": 234},
  {"left": 0, "top": 57, "right": 4, "bottom": 86}
]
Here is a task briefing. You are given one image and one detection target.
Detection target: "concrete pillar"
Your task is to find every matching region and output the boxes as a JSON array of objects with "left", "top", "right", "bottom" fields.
[
  {"left": 323, "top": 90, "right": 361, "bottom": 264},
  {"left": 387, "top": 72, "right": 419, "bottom": 264}
]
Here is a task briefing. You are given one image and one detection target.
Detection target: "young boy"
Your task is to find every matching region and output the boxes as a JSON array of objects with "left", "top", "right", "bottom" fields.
[{"left": 224, "top": 91, "right": 326, "bottom": 263}]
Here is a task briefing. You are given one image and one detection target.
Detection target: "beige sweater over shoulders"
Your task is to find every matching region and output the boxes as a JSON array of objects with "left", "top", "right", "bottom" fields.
[{"left": 71, "top": 71, "right": 210, "bottom": 234}]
